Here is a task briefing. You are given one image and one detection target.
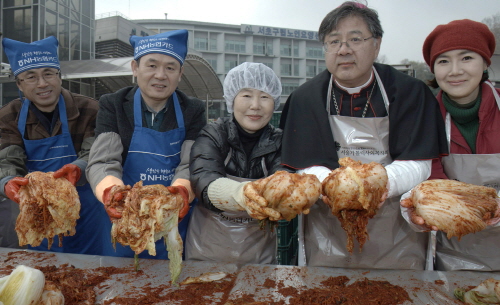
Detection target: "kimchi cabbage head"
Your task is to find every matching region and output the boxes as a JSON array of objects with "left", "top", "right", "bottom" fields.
[
  {"left": 16, "top": 171, "right": 80, "bottom": 249},
  {"left": 111, "top": 181, "right": 184, "bottom": 285}
]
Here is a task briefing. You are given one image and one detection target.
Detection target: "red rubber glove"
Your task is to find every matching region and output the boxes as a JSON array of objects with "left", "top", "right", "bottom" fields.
[
  {"left": 166, "top": 185, "right": 190, "bottom": 222},
  {"left": 4, "top": 177, "right": 29, "bottom": 204},
  {"left": 102, "top": 185, "right": 129, "bottom": 221},
  {"left": 53, "top": 164, "right": 81, "bottom": 186}
]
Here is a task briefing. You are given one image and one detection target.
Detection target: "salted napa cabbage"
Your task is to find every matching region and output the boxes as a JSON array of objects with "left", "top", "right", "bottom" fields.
[
  {"left": 111, "top": 181, "right": 184, "bottom": 285},
  {"left": 455, "top": 278, "right": 500, "bottom": 304},
  {"left": 0, "top": 265, "right": 45, "bottom": 305}
]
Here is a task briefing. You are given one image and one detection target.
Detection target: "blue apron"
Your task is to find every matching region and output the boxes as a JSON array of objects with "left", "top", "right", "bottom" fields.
[
  {"left": 108, "top": 89, "right": 194, "bottom": 259},
  {"left": 18, "top": 95, "right": 108, "bottom": 255}
]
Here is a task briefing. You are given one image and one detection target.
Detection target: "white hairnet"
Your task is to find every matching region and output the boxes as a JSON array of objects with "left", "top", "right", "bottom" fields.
[{"left": 223, "top": 62, "right": 282, "bottom": 113}]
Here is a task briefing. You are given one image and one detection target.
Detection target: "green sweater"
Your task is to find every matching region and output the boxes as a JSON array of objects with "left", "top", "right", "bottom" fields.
[{"left": 442, "top": 89, "right": 482, "bottom": 153}]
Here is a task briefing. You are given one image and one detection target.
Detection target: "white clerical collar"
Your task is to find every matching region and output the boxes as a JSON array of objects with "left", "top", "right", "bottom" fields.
[{"left": 335, "top": 72, "right": 374, "bottom": 94}]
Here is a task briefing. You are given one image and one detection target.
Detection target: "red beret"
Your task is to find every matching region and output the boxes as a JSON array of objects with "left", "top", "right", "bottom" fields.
[{"left": 423, "top": 19, "right": 496, "bottom": 72}]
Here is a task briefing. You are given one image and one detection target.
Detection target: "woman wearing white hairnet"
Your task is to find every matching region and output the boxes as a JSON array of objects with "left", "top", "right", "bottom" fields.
[{"left": 186, "top": 62, "right": 286, "bottom": 264}]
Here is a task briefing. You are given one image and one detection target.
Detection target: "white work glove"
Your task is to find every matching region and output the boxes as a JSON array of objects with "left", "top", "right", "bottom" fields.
[{"left": 207, "top": 178, "right": 280, "bottom": 220}]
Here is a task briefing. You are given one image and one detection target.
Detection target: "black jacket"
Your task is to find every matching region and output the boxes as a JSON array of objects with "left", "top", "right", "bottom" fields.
[{"left": 190, "top": 117, "right": 284, "bottom": 212}]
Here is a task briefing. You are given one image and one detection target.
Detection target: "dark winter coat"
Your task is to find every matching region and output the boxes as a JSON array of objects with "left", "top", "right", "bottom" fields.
[{"left": 190, "top": 116, "right": 285, "bottom": 213}]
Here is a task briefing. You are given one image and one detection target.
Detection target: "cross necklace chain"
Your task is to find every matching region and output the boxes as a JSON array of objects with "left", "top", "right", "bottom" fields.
[{"left": 332, "top": 78, "right": 377, "bottom": 118}]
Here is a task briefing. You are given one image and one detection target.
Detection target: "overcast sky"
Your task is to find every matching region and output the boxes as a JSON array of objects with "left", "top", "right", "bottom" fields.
[{"left": 95, "top": 0, "right": 500, "bottom": 64}]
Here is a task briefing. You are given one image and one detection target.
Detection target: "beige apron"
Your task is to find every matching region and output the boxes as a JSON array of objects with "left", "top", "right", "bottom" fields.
[
  {"left": 185, "top": 149, "right": 277, "bottom": 265},
  {"left": 300, "top": 67, "right": 428, "bottom": 269},
  {"left": 435, "top": 81, "right": 500, "bottom": 271}
]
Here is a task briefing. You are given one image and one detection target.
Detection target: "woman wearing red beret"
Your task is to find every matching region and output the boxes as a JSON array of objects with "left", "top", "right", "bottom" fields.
[{"left": 422, "top": 19, "right": 500, "bottom": 271}]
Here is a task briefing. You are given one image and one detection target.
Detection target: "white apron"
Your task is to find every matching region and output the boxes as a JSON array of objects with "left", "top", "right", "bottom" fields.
[
  {"left": 301, "top": 67, "right": 428, "bottom": 270},
  {"left": 185, "top": 149, "right": 277, "bottom": 265},
  {"left": 435, "top": 81, "right": 500, "bottom": 271}
]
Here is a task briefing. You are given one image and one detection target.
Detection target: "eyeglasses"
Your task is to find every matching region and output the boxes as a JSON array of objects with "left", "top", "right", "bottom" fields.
[
  {"left": 323, "top": 36, "right": 374, "bottom": 53},
  {"left": 17, "top": 71, "right": 60, "bottom": 85}
]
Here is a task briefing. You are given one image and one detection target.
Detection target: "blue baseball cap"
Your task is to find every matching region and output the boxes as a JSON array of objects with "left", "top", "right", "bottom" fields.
[
  {"left": 2, "top": 36, "right": 60, "bottom": 77},
  {"left": 130, "top": 29, "right": 188, "bottom": 66}
]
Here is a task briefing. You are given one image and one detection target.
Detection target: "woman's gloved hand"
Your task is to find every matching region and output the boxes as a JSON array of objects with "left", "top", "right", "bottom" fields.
[
  {"left": 207, "top": 177, "right": 281, "bottom": 220},
  {"left": 53, "top": 164, "right": 81, "bottom": 186},
  {"left": 242, "top": 179, "right": 282, "bottom": 221},
  {"left": 166, "top": 185, "right": 190, "bottom": 222},
  {"left": 4, "top": 177, "right": 29, "bottom": 204}
]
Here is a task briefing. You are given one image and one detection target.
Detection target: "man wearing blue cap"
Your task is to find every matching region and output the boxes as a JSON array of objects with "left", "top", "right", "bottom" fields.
[
  {"left": 86, "top": 30, "right": 206, "bottom": 259},
  {"left": 0, "top": 36, "right": 108, "bottom": 255}
]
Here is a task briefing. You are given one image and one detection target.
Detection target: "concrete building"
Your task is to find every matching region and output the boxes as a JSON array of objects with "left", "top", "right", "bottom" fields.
[{"left": 81, "top": 14, "right": 326, "bottom": 121}]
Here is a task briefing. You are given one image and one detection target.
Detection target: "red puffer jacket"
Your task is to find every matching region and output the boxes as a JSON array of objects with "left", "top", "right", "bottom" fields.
[{"left": 430, "top": 81, "right": 500, "bottom": 179}]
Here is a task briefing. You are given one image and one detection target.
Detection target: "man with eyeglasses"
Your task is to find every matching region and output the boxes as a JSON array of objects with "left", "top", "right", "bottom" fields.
[
  {"left": 0, "top": 36, "right": 109, "bottom": 255},
  {"left": 279, "top": 2, "right": 448, "bottom": 270}
]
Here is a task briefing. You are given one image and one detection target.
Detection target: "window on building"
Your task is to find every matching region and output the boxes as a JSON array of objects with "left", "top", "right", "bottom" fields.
[
  {"left": 293, "top": 45, "right": 299, "bottom": 57},
  {"left": 45, "top": 0, "right": 58, "bottom": 11},
  {"left": 58, "top": 15, "right": 70, "bottom": 60},
  {"left": 267, "top": 44, "right": 273, "bottom": 56},
  {"left": 59, "top": 2, "right": 70, "bottom": 15},
  {"left": 71, "top": 9, "right": 80, "bottom": 22},
  {"left": 293, "top": 64, "right": 299, "bottom": 76},
  {"left": 194, "top": 37, "right": 208, "bottom": 51},
  {"left": 81, "top": 25, "right": 91, "bottom": 60},
  {"left": 32, "top": 5, "right": 39, "bottom": 39},
  {"left": 307, "top": 47, "right": 323, "bottom": 59},
  {"left": 306, "top": 65, "right": 317, "bottom": 77},
  {"left": 82, "top": 0, "right": 92, "bottom": 17},
  {"left": 71, "top": 0, "right": 81, "bottom": 12},
  {"left": 225, "top": 60, "right": 238, "bottom": 72},
  {"left": 253, "top": 42, "right": 265, "bottom": 55},
  {"left": 253, "top": 42, "right": 272, "bottom": 55},
  {"left": 207, "top": 59, "right": 217, "bottom": 70},
  {"left": 4, "top": 0, "right": 34, "bottom": 7},
  {"left": 262, "top": 62, "right": 273, "bottom": 69},
  {"left": 318, "top": 64, "right": 327, "bottom": 73},
  {"left": 281, "top": 64, "right": 292, "bottom": 76},
  {"left": 225, "top": 40, "right": 246, "bottom": 53},
  {"left": 45, "top": 9, "right": 57, "bottom": 37},
  {"left": 70, "top": 21, "right": 81, "bottom": 60},
  {"left": 280, "top": 44, "right": 291, "bottom": 56},
  {"left": 210, "top": 38, "right": 217, "bottom": 51},
  {"left": 282, "top": 83, "right": 299, "bottom": 95},
  {"left": 3, "top": 7, "right": 32, "bottom": 44},
  {"left": 82, "top": 14, "right": 91, "bottom": 27}
]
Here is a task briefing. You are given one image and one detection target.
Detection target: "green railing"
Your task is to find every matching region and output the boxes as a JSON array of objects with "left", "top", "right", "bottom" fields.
[{"left": 277, "top": 218, "right": 299, "bottom": 265}]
